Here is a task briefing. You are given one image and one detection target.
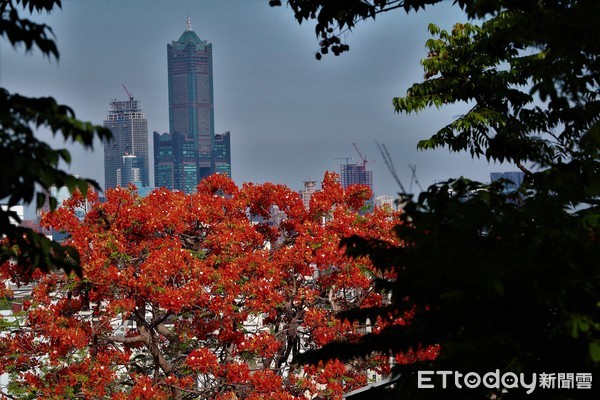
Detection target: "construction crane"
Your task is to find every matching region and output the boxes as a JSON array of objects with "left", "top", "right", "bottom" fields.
[
  {"left": 122, "top": 83, "right": 134, "bottom": 101},
  {"left": 335, "top": 157, "right": 353, "bottom": 166},
  {"left": 353, "top": 142, "right": 369, "bottom": 169}
]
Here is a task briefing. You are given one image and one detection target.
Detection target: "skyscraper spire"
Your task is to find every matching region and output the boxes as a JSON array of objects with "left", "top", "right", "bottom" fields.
[{"left": 186, "top": 16, "right": 192, "bottom": 31}]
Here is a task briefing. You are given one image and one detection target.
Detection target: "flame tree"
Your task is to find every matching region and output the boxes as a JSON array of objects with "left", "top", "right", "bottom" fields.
[{"left": 1, "top": 174, "right": 434, "bottom": 399}]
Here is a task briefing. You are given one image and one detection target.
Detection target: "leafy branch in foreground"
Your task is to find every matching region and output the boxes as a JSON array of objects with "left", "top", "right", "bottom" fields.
[
  {"left": 275, "top": 1, "right": 599, "bottom": 398},
  {"left": 0, "top": 0, "right": 111, "bottom": 278}
]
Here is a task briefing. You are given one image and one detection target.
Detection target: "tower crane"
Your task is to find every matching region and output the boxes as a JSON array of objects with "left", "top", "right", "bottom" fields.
[
  {"left": 122, "top": 83, "right": 134, "bottom": 101},
  {"left": 353, "top": 142, "right": 369, "bottom": 169},
  {"left": 335, "top": 157, "right": 353, "bottom": 166}
]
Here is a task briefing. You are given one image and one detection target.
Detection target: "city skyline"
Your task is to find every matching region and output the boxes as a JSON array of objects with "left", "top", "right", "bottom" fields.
[{"left": 0, "top": 1, "right": 513, "bottom": 204}]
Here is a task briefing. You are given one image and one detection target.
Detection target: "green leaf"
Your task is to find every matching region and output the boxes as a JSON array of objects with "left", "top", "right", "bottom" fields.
[{"left": 590, "top": 342, "right": 600, "bottom": 363}]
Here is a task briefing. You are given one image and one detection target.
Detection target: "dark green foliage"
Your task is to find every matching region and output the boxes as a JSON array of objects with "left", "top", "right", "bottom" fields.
[
  {"left": 273, "top": 0, "right": 599, "bottom": 398},
  {"left": 0, "top": 0, "right": 59, "bottom": 57},
  {"left": 300, "top": 179, "right": 599, "bottom": 399},
  {"left": 0, "top": 0, "right": 111, "bottom": 278},
  {"left": 271, "top": 1, "right": 441, "bottom": 57}
]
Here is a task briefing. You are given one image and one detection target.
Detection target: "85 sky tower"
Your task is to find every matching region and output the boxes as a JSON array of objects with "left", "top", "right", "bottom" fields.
[{"left": 167, "top": 17, "right": 215, "bottom": 191}]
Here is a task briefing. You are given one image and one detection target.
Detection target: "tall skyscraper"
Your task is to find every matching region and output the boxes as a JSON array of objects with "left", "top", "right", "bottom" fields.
[
  {"left": 168, "top": 17, "right": 215, "bottom": 184},
  {"left": 156, "top": 18, "right": 231, "bottom": 193},
  {"left": 103, "top": 93, "right": 149, "bottom": 190}
]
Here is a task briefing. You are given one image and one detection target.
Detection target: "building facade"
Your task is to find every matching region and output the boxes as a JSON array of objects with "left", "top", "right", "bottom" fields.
[
  {"left": 340, "top": 163, "right": 373, "bottom": 191},
  {"left": 299, "top": 180, "right": 317, "bottom": 210},
  {"left": 490, "top": 171, "right": 525, "bottom": 191},
  {"left": 490, "top": 171, "right": 526, "bottom": 204},
  {"left": 167, "top": 18, "right": 215, "bottom": 188},
  {"left": 214, "top": 131, "right": 231, "bottom": 177},
  {"left": 154, "top": 131, "right": 198, "bottom": 193},
  {"left": 103, "top": 97, "right": 149, "bottom": 190},
  {"left": 340, "top": 162, "right": 374, "bottom": 210},
  {"left": 119, "top": 154, "right": 140, "bottom": 187}
]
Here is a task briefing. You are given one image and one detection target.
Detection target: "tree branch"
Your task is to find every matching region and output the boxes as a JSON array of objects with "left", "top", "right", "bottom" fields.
[{"left": 108, "top": 334, "right": 148, "bottom": 345}]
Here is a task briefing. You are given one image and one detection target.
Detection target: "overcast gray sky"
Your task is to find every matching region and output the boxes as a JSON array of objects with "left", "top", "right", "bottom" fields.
[{"left": 1, "top": 0, "right": 512, "bottom": 203}]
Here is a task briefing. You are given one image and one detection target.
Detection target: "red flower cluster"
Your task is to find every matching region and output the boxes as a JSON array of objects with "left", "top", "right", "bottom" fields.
[{"left": 0, "top": 173, "right": 429, "bottom": 399}]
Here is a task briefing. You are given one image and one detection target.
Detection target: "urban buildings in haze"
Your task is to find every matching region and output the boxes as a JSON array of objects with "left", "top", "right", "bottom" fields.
[
  {"left": 103, "top": 91, "right": 149, "bottom": 190},
  {"left": 339, "top": 145, "right": 374, "bottom": 209},
  {"left": 214, "top": 131, "right": 231, "bottom": 177},
  {"left": 490, "top": 171, "right": 525, "bottom": 192},
  {"left": 153, "top": 131, "right": 197, "bottom": 193},
  {"left": 374, "top": 195, "right": 395, "bottom": 210},
  {"left": 491, "top": 171, "right": 526, "bottom": 204},
  {"left": 299, "top": 180, "right": 317, "bottom": 209},
  {"left": 154, "top": 17, "right": 230, "bottom": 193}
]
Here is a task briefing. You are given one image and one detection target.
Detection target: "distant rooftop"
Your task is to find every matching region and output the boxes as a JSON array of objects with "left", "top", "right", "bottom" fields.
[{"left": 108, "top": 98, "right": 141, "bottom": 113}]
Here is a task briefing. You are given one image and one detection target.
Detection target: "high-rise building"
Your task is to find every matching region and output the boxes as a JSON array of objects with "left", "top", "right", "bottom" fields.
[
  {"left": 340, "top": 163, "right": 373, "bottom": 191},
  {"left": 490, "top": 171, "right": 525, "bottom": 191},
  {"left": 103, "top": 95, "right": 149, "bottom": 190},
  {"left": 340, "top": 161, "right": 374, "bottom": 211},
  {"left": 343, "top": 144, "right": 374, "bottom": 192},
  {"left": 214, "top": 131, "right": 231, "bottom": 177},
  {"left": 153, "top": 131, "right": 198, "bottom": 193},
  {"left": 167, "top": 17, "right": 215, "bottom": 186},
  {"left": 119, "top": 154, "right": 140, "bottom": 187},
  {"left": 490, "top": 171, "right": 526, "bottom": 204},
  {"left": 156, "top": 18, "right": 230, "bottom": 192}
]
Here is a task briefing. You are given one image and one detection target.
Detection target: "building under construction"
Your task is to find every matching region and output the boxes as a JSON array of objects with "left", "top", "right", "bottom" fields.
[
  {"left": 340, "top": 163, "right": 373, "bottom": 190},
  {"left": 103, "top": 86, "right": 149, "bottom": 190},
  {"left": 339, "top": 143, "right": 373, "bottom": 191}
]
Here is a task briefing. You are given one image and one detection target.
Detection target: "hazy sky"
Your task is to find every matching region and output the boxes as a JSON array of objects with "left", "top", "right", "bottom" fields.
[{"left": 1, "top": 0, "right": 512, "bottom": 202}]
